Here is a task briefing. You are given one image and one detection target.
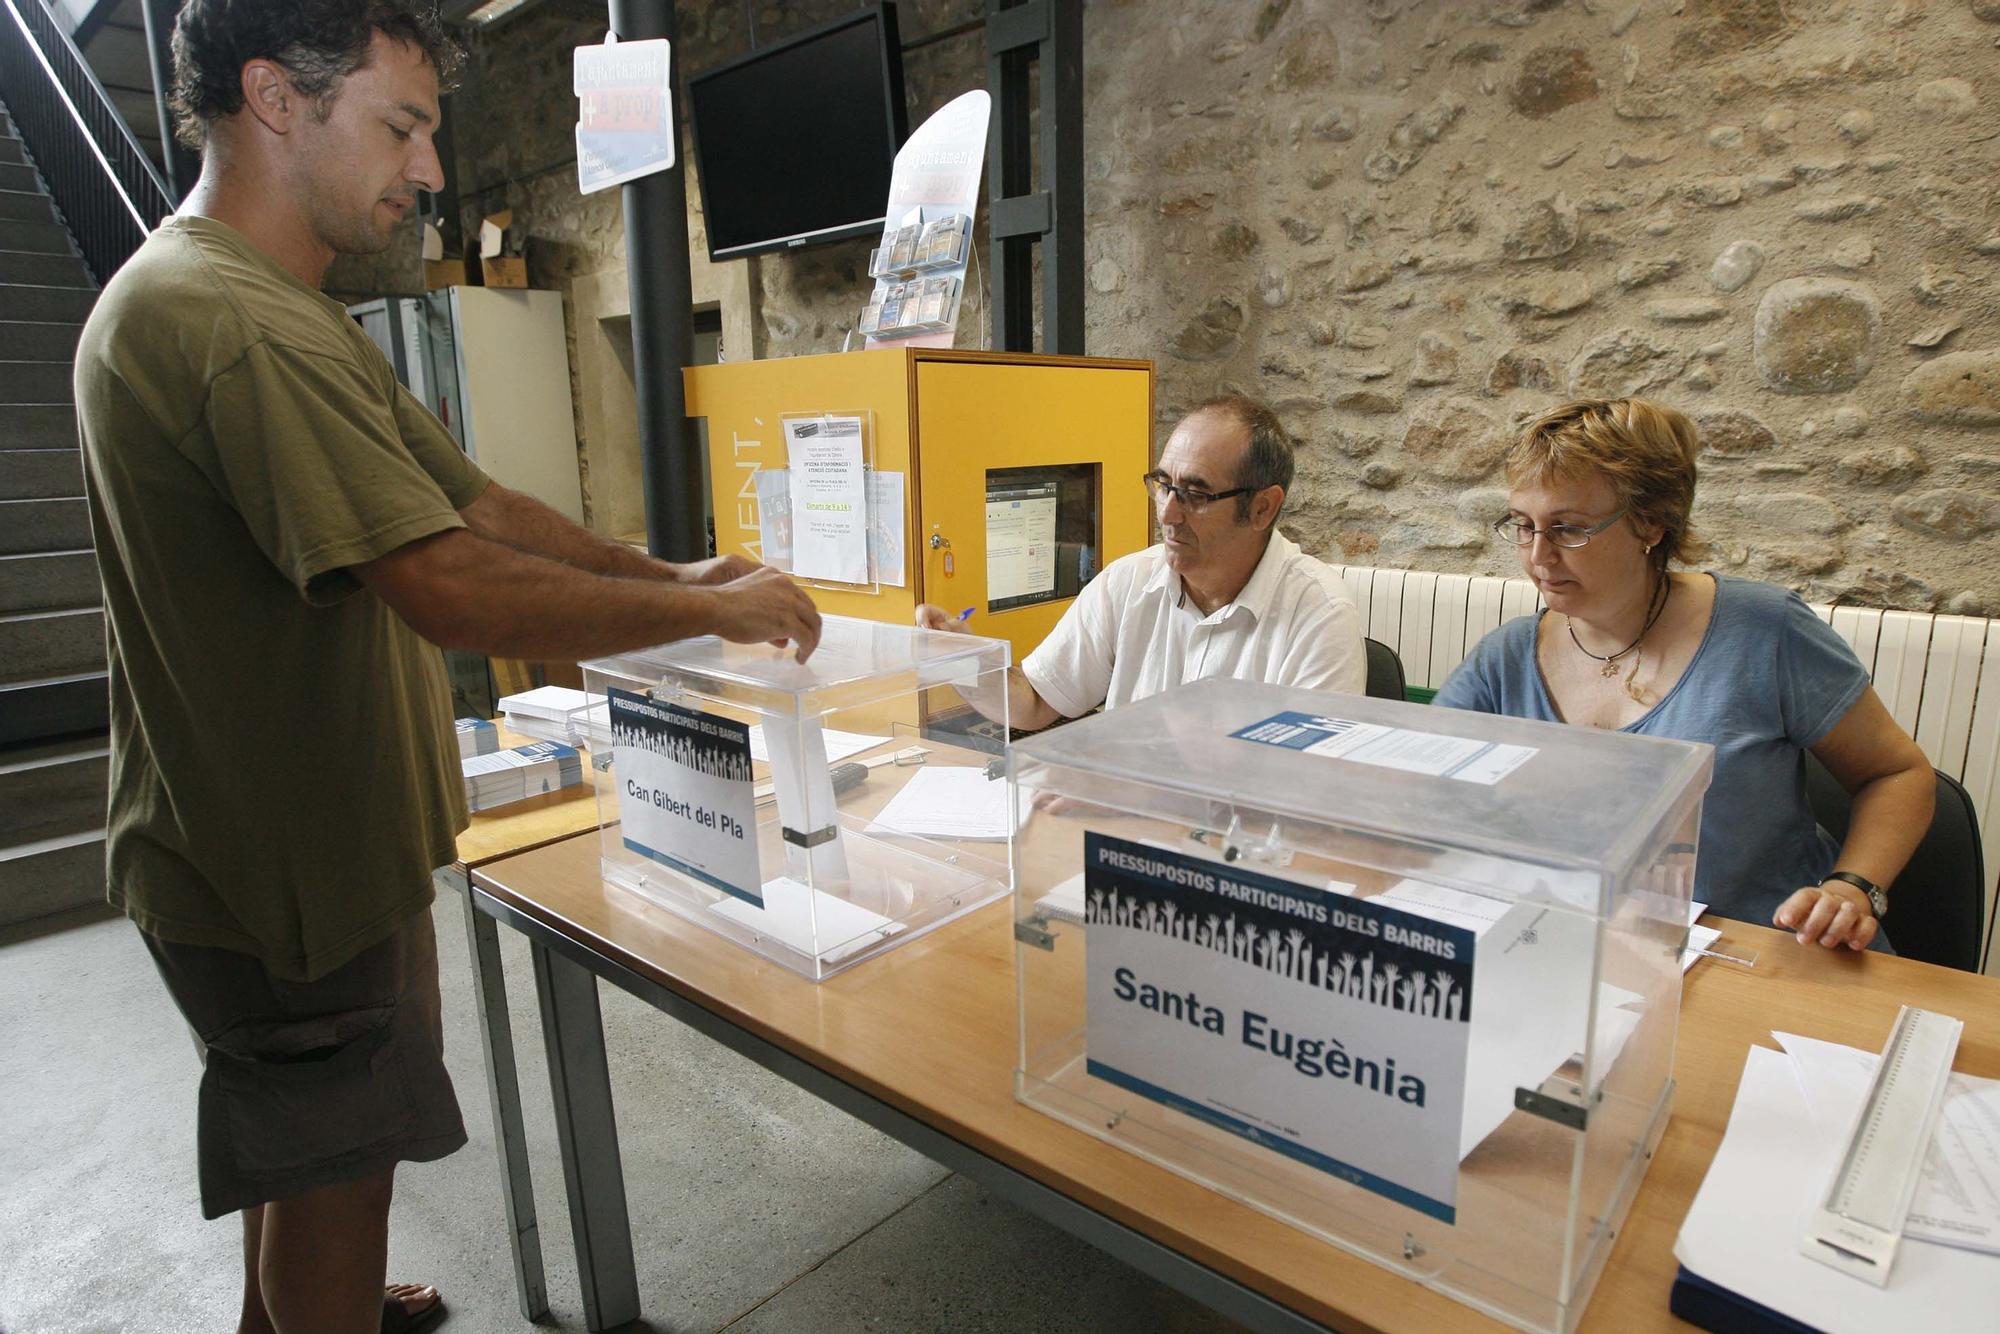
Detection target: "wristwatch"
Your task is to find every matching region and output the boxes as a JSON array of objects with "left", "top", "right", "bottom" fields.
[{"left": 1820, "top": 870, "right": 1888, "bottom": 921}]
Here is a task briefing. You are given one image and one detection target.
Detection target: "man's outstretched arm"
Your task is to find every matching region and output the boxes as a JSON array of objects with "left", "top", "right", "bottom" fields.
[{"left": 460, "top": 482, "right": 757, "bottom": 586}]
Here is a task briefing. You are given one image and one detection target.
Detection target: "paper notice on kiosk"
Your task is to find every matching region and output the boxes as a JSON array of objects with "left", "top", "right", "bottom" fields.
[
  {"left": 1082, "top": 833, "right": 1474, "bottom": 1223},
  {"left": 786, "top": 417, "right": 868, "bottom": 584}
]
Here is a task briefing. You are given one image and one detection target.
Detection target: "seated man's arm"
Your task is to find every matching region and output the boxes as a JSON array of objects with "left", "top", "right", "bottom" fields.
[
  {"left": 914, "top": 604, "right": 1062, "bottom": 730},
  {"left": 460, "top": 482, "right": 758, "bottom": 586},
  {"left": 355, "top": 527, "right": 821, "bottom": 662}
]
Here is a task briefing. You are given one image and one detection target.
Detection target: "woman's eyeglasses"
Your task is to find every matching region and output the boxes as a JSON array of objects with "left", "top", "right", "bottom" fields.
[{"left": 1492, "top": 508, "right": 1629, "bottom": 549}]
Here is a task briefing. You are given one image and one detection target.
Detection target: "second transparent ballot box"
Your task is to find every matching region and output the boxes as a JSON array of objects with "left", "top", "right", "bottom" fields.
[
  {"left": 1009, "top": 678, "right": 1712, "bottom": 1334},
  {"left": 583, "top": 615, "right": 1015, "bottom": 981}
]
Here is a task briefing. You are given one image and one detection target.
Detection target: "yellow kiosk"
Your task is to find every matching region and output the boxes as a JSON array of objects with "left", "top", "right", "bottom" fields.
[{"left": 685, "top": 349, "right": 1155, "bottom": 671}]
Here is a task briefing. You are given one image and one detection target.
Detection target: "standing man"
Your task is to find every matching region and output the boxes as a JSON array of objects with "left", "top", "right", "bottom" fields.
[
  {"left": 74, "top": 4, "right": 819, "bottom": 1331},
  {"left": 918, "top": 395, "right": 1364, "bottom": 727}
]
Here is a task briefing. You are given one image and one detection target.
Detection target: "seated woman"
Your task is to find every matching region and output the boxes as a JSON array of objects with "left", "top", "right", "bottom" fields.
[{"left": 1435, "top": 398, "right": 1933, "bottom": 952}]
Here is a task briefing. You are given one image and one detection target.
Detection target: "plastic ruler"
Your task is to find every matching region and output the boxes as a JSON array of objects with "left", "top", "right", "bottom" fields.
[{"left": 1800, "top": 1005, "right": 1964, "bottom": 1286}]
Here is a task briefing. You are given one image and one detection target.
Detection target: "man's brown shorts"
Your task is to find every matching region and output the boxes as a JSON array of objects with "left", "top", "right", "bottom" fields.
[{"left": 142, "top": 909, "right": 467, "bottom": 1219}]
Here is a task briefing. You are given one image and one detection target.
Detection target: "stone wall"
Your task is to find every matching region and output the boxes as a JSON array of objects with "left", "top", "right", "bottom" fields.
[{"left": 447, "top": 0, "right": 2000, "bottom": 611}]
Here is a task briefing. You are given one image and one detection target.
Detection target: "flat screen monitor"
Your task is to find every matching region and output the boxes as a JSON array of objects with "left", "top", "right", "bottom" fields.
[{"left": 688, "top": 6, "right": 908, "bottom": 262}]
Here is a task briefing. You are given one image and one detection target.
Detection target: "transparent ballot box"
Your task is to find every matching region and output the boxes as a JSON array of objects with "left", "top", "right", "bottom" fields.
[
  {"left": 583, "top": 616, "right": 1014, "bottom": 981},
  {"left": 1009, "top": 678, "right": 1712, "bottom": 1334}
]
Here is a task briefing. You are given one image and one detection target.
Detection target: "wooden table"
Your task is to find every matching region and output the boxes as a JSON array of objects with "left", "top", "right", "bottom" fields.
[
  {"left": 467, "top": 830, "right": 2000, "bottom": 1333},
  {"left": 436, "top": 726, "right": 606, "bottom": 1322}
]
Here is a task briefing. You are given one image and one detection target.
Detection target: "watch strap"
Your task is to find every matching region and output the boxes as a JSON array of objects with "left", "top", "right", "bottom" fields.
[{"left": 1820, "top": 870, "right": 1887, "bottom": 919}]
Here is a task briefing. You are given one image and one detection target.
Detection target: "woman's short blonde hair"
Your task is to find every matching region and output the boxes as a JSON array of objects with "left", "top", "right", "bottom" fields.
[{"left": 1506, "top": 398, "right": 1709, "bottom": 570}]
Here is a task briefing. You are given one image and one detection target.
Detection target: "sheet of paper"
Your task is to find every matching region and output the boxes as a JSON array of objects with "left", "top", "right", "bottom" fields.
[
  {"left": 1775, "top": 1030, "right": 2000, "bottom": 1256},
  {"left": 866, "top": 471, "right": 907, "bottom": 587},
  {"left": 498, "top": 685, "right": 594, "bottom": 722},
  {"left": 1230, "top": 712, "right": 1537, "bottom": 786},
  {"left": 755, "top": 467, "right": 792, "bottom": 570},
  {"left": 1375, "top": 879, "right": 1512, "bottom": 936},
  {"left": 868, "top": 765, "right": 1021, "bottom": 841},
  {"left": 710, "top": 876, "right": 904, "bottom": 964},
  {"left": 985, "top": 482, "right": 1057, "bottom": 605},
  {"left": 785, "top": 416, "right": 868, "bottom": 583},
  {"left": 745, "top": 726, "right": 889, "bottom": 767},
  {"left": 1674, "top": 1046, "right": 1998, "bottom": 1332}
]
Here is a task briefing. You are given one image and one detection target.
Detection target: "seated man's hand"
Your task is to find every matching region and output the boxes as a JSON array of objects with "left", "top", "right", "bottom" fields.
[
  {"left": 1773, "top": 881, "right": 1879, "bottom": 951},
  {"left": 915, "top": 603, "right": 970, "bottom": 633},
  {"left": 676, "top": 554, "right": 763, "bottom": 586}
]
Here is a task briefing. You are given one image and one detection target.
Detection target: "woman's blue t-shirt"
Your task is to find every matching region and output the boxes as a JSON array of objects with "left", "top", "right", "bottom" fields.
[{"left": 1434, "top": 574, "right": 1872, "bottom": 930}]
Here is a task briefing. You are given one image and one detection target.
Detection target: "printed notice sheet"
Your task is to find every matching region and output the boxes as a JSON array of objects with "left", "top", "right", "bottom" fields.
[
  {"left": 785, "top": 416, "right": 868, "bottom": 583},
  {"left": 867, "top": 471, "right": 907, "bottom": 587},
  {"left": 1231, "top": 711, "right": 1537, "bottom": 786},
  {"left": 608, "top": 689, "right": 761, "bottom": 906},
  {"left": 1084, "top": 832, "right": 1474, "bottom": 1222}
]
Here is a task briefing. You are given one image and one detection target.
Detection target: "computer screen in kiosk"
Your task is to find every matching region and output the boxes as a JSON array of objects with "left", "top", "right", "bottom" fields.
[{"left": 986, "top": 465, "right": 1101, "bottom": 613}]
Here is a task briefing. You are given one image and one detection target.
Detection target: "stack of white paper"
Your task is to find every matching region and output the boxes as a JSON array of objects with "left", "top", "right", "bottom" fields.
[
  {"left": 463, "top": 741, "right": 584, "bottom": 812},
  {"left": 455, "top": 717, "right": 498, "bottom": 760},
  {"left": 746, "top": 725, "right": 888, "bottom": 767},
  {"left": 710, "top": 877, "right": 906, "bottom": 965},
  {"left": 868, "top": 765, "right": 1021, "bottom": 841},
  {"left": 498, "top": 686, "right": 605, "bottom": 748}
]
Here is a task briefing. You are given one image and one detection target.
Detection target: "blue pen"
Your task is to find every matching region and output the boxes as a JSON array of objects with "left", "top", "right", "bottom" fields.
[{"left": 956, "top": 607, "right": 976, "bottom": 624}]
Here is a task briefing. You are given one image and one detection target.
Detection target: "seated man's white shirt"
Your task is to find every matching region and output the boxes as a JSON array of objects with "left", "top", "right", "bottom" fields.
[{"left": 1020, "top": 529, "right": 1365, "bottom": 718}]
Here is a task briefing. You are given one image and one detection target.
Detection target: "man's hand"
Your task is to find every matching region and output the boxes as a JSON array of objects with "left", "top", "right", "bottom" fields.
[
  {"left": 915, "top": 603, "right": 970, "bottom": 633},
  {"left": 1773, "top": 881, "right": 1879, "bottom": 952},
  {"left": 674, "top": 553, "right": 762, "bottom": 586},
  {"left": 707, "top": 565, "right": 823, "bottom": 662}
]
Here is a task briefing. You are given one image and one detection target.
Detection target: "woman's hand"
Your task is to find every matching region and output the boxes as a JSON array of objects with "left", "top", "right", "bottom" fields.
[{"left": 1773, "top": 880, "right": 1879, "bottom": 951}]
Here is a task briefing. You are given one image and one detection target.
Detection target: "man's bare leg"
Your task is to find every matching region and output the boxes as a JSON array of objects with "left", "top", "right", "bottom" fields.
[
  {"left": 257, "top": 1168, "right": 399, "bottom": 1333},
  {"left": 239, "top": 1205, "right": 275, "bottom": 1334}
]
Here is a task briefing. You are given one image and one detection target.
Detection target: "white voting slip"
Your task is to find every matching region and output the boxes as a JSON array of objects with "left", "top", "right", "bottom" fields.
[
  {"left": 709, "top": 876, "right": 904, "bottom": 964},
  {"left": 869, "top": 765, "right": 1021, "bottom": 841},
  {"left": 1675, "top": 1045, "right": 1997, "bottom": 1331},
  {"left": 746, "top": 725, "right": 889, "bottom": 766}
]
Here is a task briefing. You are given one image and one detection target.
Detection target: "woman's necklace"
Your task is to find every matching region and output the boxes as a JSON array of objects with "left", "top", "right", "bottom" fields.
[{"left": 1567, "top": 574, "right": 1671, "bottom": 679}]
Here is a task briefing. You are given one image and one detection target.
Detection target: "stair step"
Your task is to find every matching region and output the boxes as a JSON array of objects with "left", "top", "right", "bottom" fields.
[
  {"left": 0, "top": 671, "right": 109, "bottom": 747},
  {"left": 2, "top": 286, "right": 94, "bottom": 323},
  {"left": 0, "top": 737, "right": 107, "bottom": 845},
  {"left": 0, "top": 137, "right": 22, "bottom": 165},
  {"left": 0, "top": 321, "right": 82, "bottom": 361},
  {"left": 0, "top": 403, "right": 80, "bottom": 449},
  {"left": 0, "top": 217, "right": 71, "bottom": 255},
  {"left": 0, "top": 828, "right": 107, "bottom": 928},
  {"left": 0, "top": 162, "right": 37, "bottom": 193},
  {"left": 0, "top": 497, "right": 90, "bottom": 553},
  {"left": 0, "top": 191, "right": 58, "bottom": 224},
  {"left": 0, "top": 550, "right": 98, "bottom": 613},
  {"left": 0, "top": 250, "right": 91, "bottom": 288},
  {"left": 0, "top": 360, "right": 72, "bottom": 404},
  {"left": 0, "top": 447, "right": 83, "bottom": 499},
  {"left": 0, "top": 607, "right": 105, "bottom": 683}
]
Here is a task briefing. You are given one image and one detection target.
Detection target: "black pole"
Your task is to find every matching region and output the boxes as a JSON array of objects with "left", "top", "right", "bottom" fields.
[
  {"left": 607, "top": 0, "right": 702, "bottom": 562},
  {"left": 140, "top": 0, "right": 198, "bottom": 201}
]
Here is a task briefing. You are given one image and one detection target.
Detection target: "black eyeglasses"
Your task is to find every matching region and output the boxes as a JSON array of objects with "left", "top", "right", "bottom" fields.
[
  {"left": 1143, "top": 472, "right": 1256, "bottom": 512},
  {"left": 1492, "top": 508, "right": 1630, "bottom": 549}
]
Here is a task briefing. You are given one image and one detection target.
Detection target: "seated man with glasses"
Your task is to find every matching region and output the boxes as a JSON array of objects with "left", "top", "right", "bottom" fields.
[
  {"left": 1434, "top": 398, "right": 1932, "bottom": 954},
  {"left": 917, "top": 394, "right": 1364, "bottom": 728}
]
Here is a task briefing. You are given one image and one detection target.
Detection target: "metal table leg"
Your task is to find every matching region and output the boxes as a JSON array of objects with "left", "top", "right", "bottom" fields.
[
  {"left": 454, "top": 874, "right": 550, "bottom": 1321},
  {"left": 531, "top": 938, "right": 641, "bottom": 1331}
]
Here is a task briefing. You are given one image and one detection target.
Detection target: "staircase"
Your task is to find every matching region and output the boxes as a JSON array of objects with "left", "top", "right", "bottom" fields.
[{"left": 0, "top": 102, "right": 110, "bottom": 926}]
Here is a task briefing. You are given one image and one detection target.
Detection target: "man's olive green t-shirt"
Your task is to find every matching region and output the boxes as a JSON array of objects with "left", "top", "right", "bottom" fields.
[{"left": 75, "top": 215, "right": 492, "bottom": 981}]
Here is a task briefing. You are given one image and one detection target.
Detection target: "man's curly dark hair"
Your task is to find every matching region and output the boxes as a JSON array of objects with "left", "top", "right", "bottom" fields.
[{"left": 169, "top": 1, "right": 463, "bottom": 148}]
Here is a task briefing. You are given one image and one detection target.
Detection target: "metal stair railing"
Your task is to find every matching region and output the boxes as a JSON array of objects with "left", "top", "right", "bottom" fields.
[{"left": 0, "top": 0, "right": 175, "bottom": 284}]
